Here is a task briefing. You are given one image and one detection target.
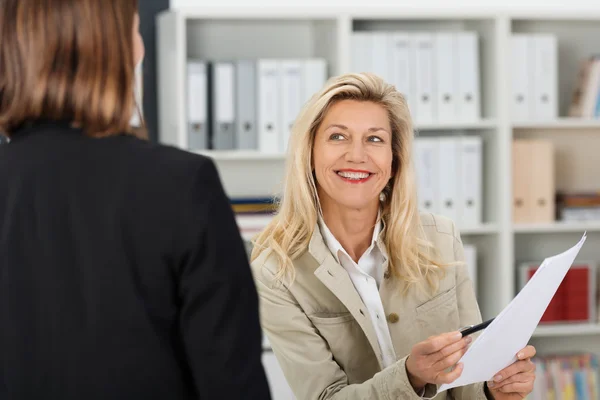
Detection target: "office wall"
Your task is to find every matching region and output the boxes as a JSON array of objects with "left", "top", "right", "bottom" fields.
[{"left": 171, "top": 0, "right": 599, "bottom": 10}]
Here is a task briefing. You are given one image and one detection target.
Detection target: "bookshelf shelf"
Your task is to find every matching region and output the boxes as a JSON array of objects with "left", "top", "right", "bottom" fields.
[
  {"left": 513, "top": 221, "right": 600, "bottom": 234},
  {"left": 195, "top": 150, "right": 286, "bottom": 161},
  {"left": 416, "top": 119, "right": 497, "bottom": 131},
  {"left": 512, "top": 118, "right": 600, "bottom": 130},
  {"left": 533, "top": 323, "right": 600, "bottom": 337},
  {"left": 459, "top": 224, "right": 499, "bottom": 235}
]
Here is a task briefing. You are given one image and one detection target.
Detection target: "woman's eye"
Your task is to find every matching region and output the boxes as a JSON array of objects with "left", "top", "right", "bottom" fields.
[
  {"left": 329, "top": 133, "right": 345, "bottom": 141},
  {"left": 368, "top": 136, "right": 383, "bottom": 143}
]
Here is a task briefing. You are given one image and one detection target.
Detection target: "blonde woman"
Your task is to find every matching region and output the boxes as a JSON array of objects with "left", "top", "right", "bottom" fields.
[{"left": 251, "top": 73, "right": 536, "bottom": 399}]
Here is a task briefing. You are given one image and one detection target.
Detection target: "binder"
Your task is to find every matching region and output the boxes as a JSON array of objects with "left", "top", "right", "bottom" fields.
[
  {"left": 302, "top": 58, "right": 327, "bottom": 106},
  {"left": 235, "top": 60, "right": 257, "bottom": 150},
  {"left": 512, "top": 139, "right": 532, "bottom": 223},
  {"left": 456, "top": 32, "right": 481, "bottom": 122},
  {"left": 463, "top": 244, "right": 478, "bottom": 296},
  {"left": 414, "top": 138, "right": 439, "bottom": 214},
  {"left": 531, "top": 34, "right": 558, "bottom": 120},
  {"left": 435, "top": 33, "right": 458, "bottom": 122},
  {"left": 390, "top": 32, "right": 415, "bottom": 115},
  {"left": 186, "top": 60, "right": 208, "bottom": 150},
  {"left": 530, "top": 140, "right": 555, "bottom": 223},
  {"left": 257, "top": 59, "right": 281, "bottom": 154},
  {"left": 438, "top": 137, "right": 460, "bottom": 222},
  {"left": 351, "top": 32, "right": 372, "bottom": 74},
  {"left": 460, "top": 136, "right": 482, "bottom": 227},
  {"left": 280, "top": 60, "right": 303, "bottom": 153},
  {"left": 511, "top": 35, "right": 532, "bottom": 122},
  {"left": 414, "top": 33, "right": 435, "bottom": 125},
  {"left": 371, "top": 32, "right": 390, "bottom": 82},
  {"left": 209, "top": 62, "right": 236, "bottom": 150}
]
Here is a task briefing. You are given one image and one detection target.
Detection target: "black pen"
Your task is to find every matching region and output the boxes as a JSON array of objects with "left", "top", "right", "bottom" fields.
[{"left": 460, "top": 317, "right": 495, "bottom": 337}]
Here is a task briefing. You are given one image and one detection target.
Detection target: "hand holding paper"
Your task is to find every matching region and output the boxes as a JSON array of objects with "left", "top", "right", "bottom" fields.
[
  {"left": 438, "top": 233, "right": 587, "bottom": 393},
  {"left": 486, "top": 344, "right": 537, "bottom": 398}
]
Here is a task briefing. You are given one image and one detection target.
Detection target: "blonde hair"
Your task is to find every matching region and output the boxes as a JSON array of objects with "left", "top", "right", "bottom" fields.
[{"left": 251, "top": 72, "right": 445, "bottom": 293}]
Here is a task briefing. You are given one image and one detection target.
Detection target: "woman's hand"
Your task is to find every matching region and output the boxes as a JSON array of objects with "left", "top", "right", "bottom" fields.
[
  {"left": 485, "top": 345, "right": 537, "bottom": 399},
  {"left": 405, "top": 331, "right": 472, "bottom": 391}
]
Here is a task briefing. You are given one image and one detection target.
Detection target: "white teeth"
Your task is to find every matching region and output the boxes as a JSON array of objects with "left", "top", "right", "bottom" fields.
[{"left": 337, "top": 171, "right": 370, "bottom": 180}]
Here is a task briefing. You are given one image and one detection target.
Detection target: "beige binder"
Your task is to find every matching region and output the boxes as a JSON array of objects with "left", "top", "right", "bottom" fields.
[
  {"left": 512, "top": 140, "right": 532, "bottom": 223},
  {"left": 512, "top": 139, "right": 555, "bottom": 224},
  {"left": 530, "top": 140, "right": 555, "bottom": 223}
]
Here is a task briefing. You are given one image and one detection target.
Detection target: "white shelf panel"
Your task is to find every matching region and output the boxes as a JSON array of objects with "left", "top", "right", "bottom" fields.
[
  {"left": 176, "top": 7, "right": 342, "bottom": 20},
  {"left": 533, "top": 323, "right": 600, "bottom": 338},
  {"left": 416, "top": 119, "right": 497, "bottom": 131},
  {"left": 512, "top": 118, "right": 600, "bottom": 130},
  {"left": 459, "top": 224, "right": 499, "bottom": 235},
  {"left": 238, "top": 220, "right": 497, "bottom": 239},
  {"left": 513, "top": 221, "right": 600, "bottom": 234},
  {"left": 195, "top": 150, "right": 286, "bottom": 161}
]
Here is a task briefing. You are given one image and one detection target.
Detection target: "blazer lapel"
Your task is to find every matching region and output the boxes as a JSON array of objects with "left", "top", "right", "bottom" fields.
[{"left": 309, "top": 226, "right": 384, "bottom": 369}]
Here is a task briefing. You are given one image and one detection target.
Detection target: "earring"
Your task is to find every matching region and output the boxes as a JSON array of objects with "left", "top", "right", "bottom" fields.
[{"left": 379, "top": 191, "right": 386, "bottom": 202}]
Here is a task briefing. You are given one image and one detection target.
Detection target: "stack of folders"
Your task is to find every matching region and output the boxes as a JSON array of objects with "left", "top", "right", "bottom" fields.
[
  {"left": 518, "top": 261, "right": 597, "bottom": 324},
  {"left": 231, "top": 197, "right": 277, "bottom": 241},
  {"left": 556, "top": 192, "right": 600, "bottom": 222},
  {"left": 414, "top": 136, "right": 483, "bottom": 228},
  {"left": 512, "top": 139, "right": 555, "bottom": 224},
  {"left": 569, "top": 55, "right": 600, "bottom": 119},
  {"left": 351, "top": 31, "right": 481, "bottom": 124},
  {"left": 186, "top": 58, "right": 327, "bottom": 153},
  {"left": 528, "top": 354, "right": 599, "bottom": 400},
  {"left": 511, "top": 34, "right": 559, "bottom": 121}
]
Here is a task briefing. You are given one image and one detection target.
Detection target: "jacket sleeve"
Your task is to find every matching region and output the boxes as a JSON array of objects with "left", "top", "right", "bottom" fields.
[
  {"left": 175, "top": 158, "right": 271, "bottom": 399},
  {"left": 253, "top": 263, "right": 436, "bottom": 400},
  {"left": 447, "top": 221, "right": 490, "bottom": 400}
]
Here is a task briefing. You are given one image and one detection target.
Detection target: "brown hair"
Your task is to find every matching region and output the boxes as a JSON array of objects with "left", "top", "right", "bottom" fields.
[{"left": 0, "top": 0, "right": 145, "bottom": 138}]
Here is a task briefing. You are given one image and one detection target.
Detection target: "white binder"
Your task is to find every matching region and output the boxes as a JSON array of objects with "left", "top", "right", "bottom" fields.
[
  {"left": 414, "top": 33, "right": 435, "bottom": 125},
  {"left": 210, "top": 62, "right": 236, "bottom": 150},
  {"left": 371, "top": 32, "right": 390, "bottom": 82},
  {"left": 186, "top": 60, "right": 208, "bottom": 150},
  {"left": 414, "top": 138, "right": 439, "bottom": 214},
  {"left": 235, "top": 60, "right": 257, "bottom": 150},
  {"left": 511, "top": 35, "right": 532, "bottom": 122},
  {"left": 531, "top": 34, "right": 558, "bottom": 120},
  {"left": 437, "top": 137, "right": 460, "bottom": 222},
  {"left": 351, "top": 32, "right": 372, "bottom": 74},
  {"left": 460, "top": 136, "right": 482, "bottom": 227},
  {"left": 257, "top": 59, "right": 281, "bottom": 154},
  {"left": 302, "top": 58, "right": 327, "bottom": 105},
  {"left": 435, "top": 33, "right": 458, "bottom": 122},
  {"left": 463, "top": 244, "right": 478, "bottom": 296},
  {"left": 456, "top": 32, "right": 481, "bottom": 122},
  {"left": 280, "top": 60, "right": 303, "bottom": 153},
  {"left": 390, "top": 32, "right": 416, "bottom": 115}
]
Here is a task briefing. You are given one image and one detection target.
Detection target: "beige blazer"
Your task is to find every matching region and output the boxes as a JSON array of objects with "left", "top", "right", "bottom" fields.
[{"left": 251, "top": 213, "right": 488, "bottom": 400}]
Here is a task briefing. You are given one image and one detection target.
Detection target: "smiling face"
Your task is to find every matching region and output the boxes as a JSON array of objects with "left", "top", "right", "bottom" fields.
[{"left": 313, "top": 99, "right": 394, "bottom": 213}]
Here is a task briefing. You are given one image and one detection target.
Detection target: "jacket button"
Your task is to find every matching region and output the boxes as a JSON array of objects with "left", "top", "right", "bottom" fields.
[{"left": 387, "top": 313, "right": 399, "bottom": 323}]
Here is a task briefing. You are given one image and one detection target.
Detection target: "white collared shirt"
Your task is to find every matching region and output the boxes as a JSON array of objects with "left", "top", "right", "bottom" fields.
[{"left": 318, "top": 216, "right": 398, "bottom": 369}]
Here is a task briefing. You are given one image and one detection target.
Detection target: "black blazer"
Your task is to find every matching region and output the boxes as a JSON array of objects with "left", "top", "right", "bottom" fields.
[{"left": 0, "top": 121, "right": 271, "bottom": 400}]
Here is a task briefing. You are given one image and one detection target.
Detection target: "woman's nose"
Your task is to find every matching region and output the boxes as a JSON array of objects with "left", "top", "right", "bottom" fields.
[{"left": 345, "top": 141, "right": 368, "bottom": 163}]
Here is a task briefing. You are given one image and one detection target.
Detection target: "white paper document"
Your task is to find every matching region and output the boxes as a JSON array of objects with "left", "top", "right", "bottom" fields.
[{"left": 438, "top": 233, "right": 587, "bottom": 393}]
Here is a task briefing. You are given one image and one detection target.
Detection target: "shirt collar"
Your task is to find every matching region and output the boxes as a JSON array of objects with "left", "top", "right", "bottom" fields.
[{"left": 317, "top": 210, "right": 386, "bottom": 265}]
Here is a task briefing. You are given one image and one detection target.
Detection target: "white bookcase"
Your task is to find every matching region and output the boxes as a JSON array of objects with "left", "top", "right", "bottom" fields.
[{"left": 157, "top": 6, "right": 600, "bottom": 374}]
